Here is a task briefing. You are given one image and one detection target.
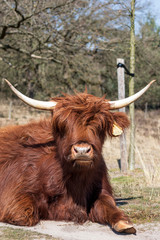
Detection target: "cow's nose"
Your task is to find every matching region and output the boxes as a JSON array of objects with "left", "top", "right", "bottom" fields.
[
  {"left": 71, "top": 143, "right": 93, "bottom": 158},
  {"left": 73, "top": 145, "right": 91, "bottom": 155}
]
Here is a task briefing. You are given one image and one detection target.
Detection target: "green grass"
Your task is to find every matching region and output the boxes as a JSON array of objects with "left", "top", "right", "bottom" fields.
[
  {"left": 111, "top": 175, "right": 134, "bottom": 184},
  {"left": 0, "top": 227, "right": 59, "bottom": 240}
]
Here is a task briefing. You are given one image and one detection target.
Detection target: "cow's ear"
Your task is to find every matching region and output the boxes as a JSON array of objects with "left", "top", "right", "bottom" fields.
[{"left": 111, "top": 112, "right": 130, "bottom": 137}]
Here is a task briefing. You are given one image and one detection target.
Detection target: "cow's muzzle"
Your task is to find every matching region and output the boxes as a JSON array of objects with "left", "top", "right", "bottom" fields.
[{"left": 70, "top": 143, "right": 94, "bottom": 167}]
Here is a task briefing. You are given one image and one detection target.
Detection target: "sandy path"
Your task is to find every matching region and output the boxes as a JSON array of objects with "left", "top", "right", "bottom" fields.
[{"left": 0, "top": 221, "right": 160, "bottom": 240}]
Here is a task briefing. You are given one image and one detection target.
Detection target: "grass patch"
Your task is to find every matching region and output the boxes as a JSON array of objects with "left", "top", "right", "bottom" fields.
[
  {"left": 111, "top": 173, "right": 160, "bottom": 224},
  {"left": 111, "top": 176, "right": 134, "bottom": 184},
  {"left": 0, "top": 227, "right": 58, "bottom": 240}
]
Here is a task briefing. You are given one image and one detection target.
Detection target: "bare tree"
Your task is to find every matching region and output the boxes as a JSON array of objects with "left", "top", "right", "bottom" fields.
[
  {"left": 0, "top": 0, "right": 130, "bottom": 97},
  {"left": 128, "top": 0, "right": 136, "bottom": 170}
]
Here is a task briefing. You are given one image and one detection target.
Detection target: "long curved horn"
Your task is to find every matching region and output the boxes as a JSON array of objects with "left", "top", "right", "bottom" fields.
[
  {"left": 108, "top": 80, "right": 156, "bottom": 110},
  {"left": 4, "top": 79, "right": 57, "bottom": 110}
]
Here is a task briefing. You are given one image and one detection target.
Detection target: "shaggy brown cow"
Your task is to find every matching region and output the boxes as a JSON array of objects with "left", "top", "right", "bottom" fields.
[{"left": 0, "top": 79, "right": 155, "bottom": 234}]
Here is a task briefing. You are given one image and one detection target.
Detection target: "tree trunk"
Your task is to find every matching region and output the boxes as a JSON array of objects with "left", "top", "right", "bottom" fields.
[{"left": 128, "top": 0, "right": 136, "bottom": 170}]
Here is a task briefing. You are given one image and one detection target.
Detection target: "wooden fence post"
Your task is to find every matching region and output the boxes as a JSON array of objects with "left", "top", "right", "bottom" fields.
[{"left": 117, "top": 58, "right": 128, "bottom": 173}]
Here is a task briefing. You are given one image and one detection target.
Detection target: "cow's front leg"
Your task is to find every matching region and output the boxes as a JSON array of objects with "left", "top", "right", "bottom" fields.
[{"left": 89, "top": 192, "right": 136, "bottom": 234}]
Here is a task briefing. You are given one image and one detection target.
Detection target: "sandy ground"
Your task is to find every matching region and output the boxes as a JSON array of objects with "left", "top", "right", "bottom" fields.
[{"left": 0, "top": 220, "right": 160, "bottom": 240}]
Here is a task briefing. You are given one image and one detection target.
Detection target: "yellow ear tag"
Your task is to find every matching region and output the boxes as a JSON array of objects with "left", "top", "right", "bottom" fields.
[{"left": 112, "top": 123, "right": 123, "bottom": 136}]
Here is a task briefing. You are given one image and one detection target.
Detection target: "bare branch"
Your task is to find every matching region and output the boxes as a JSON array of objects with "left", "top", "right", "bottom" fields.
[
  {"left": 0, "top": 43, "right": 62, "bottom": 64},
  {"left": 0, "top": 0, "right": 76, "bottom": 39}
]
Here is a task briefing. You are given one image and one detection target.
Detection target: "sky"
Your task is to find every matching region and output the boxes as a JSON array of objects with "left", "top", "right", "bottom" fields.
[
  {"left": 134, "top": 0, "right": 160, "bottom": 34},
  {"left": 141, "top": 0, "right": 160, "bottom": 26}
]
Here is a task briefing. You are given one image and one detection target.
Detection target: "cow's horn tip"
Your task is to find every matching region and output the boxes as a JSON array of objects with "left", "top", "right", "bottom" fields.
[
  {"left": 150, "top": 79, "right": 156, "bottom": 85},
  {"left": 3, "top": 78, "right": 11, "bottom": 87}
]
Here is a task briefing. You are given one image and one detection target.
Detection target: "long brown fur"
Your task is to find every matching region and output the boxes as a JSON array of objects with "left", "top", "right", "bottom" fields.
[{"left": 0, "top": 93, "right": 130, "bottom": 228}]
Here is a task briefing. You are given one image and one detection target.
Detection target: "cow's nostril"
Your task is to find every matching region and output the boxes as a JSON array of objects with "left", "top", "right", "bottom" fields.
[
  {"left": 74, "top": 147, "right": 78, "bottom": 153},
  {"left": 86, "top": 147, "right": 91, "bottom": 153}
]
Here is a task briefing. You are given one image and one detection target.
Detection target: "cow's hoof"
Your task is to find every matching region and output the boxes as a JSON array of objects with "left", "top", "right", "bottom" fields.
[{"left": 113, "top": 220, "right": 136, "bottom": 234}]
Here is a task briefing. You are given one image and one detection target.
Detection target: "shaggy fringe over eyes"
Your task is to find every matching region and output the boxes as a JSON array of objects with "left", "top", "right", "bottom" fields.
[{"left": 51, "top": 93, "right": 130, "bottom": 139}]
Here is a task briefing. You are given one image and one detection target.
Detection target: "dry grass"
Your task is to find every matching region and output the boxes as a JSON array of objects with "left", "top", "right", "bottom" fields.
[
  {"left": 0, "top": 100, "right": 160, "bottom": 224},
  {"left": 0, "top": 100, "right": 50, "bottom": 126},
  {"left": 103, "top": 110, "right": 160, "bottom": 187}
]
